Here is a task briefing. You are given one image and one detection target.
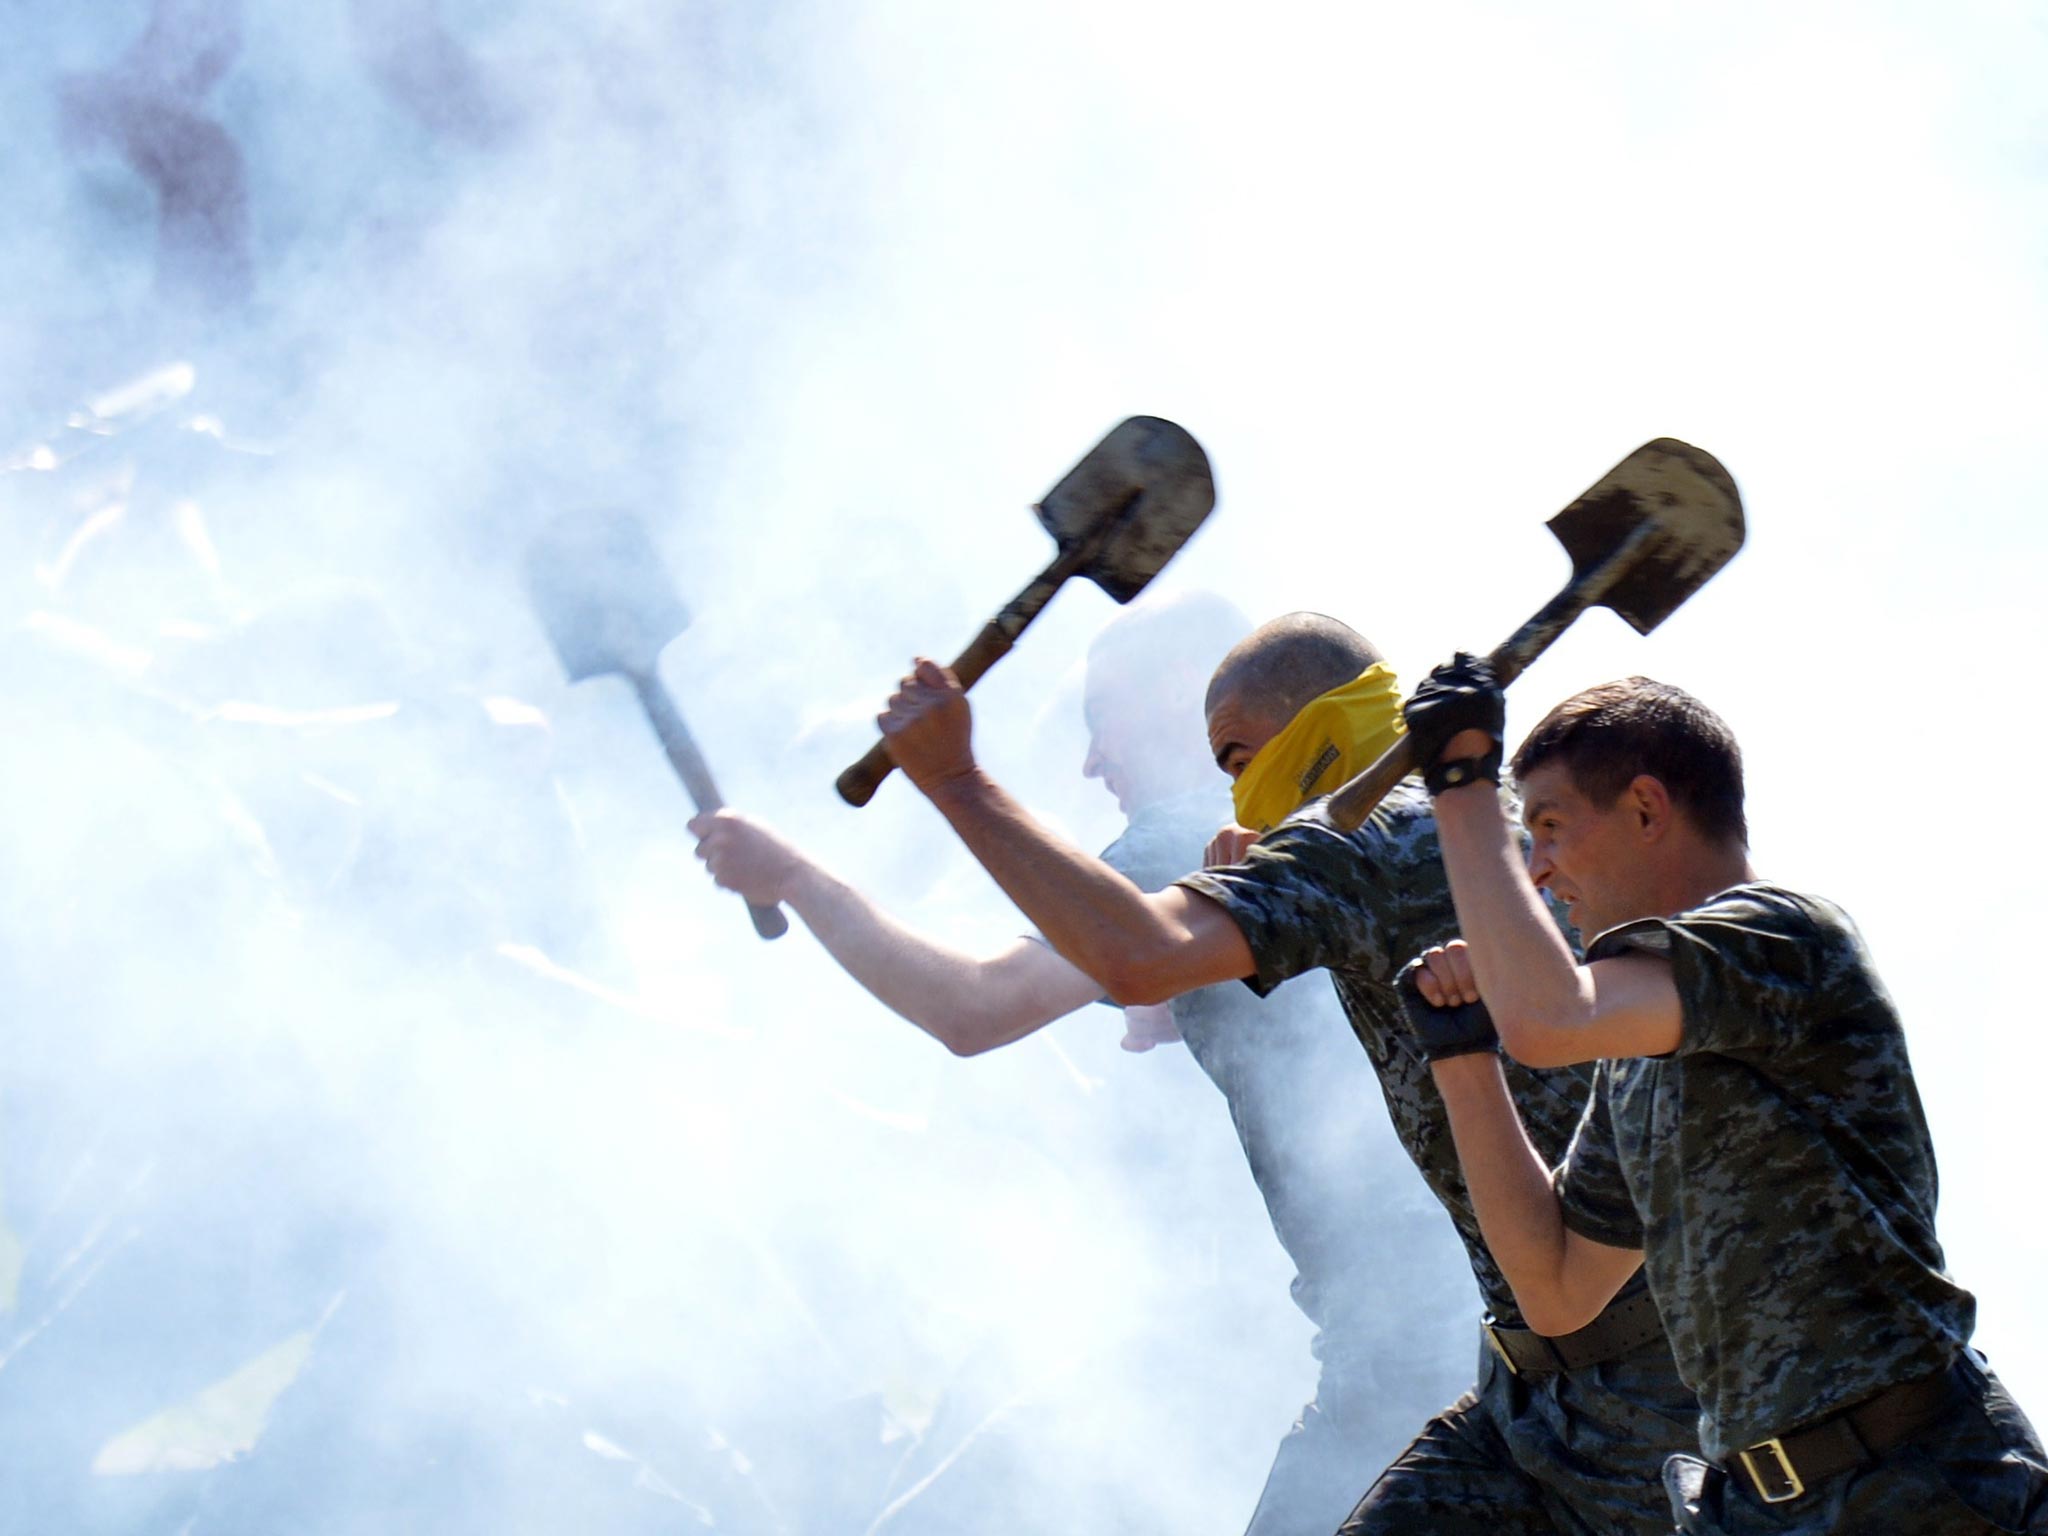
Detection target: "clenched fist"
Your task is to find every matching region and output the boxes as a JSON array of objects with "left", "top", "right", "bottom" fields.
[
  {"left": 689, "top": 809, "right": 810, "bottom": 906},
  {"left": 1119, "top": 1002, "right": 1183, "bottom": 1053},
  {"left": 1204, "top": 823, "right": 1260, "bottom": 869},
  {"left": 1409, "top": 938, "right": 1482, "bottom": 1008},
  {"left": 878, "top": 657, "right": 978, "bottom": 795},
  {"left": 1395, "top": 941, "right": 1498, "bottom": 1063}
]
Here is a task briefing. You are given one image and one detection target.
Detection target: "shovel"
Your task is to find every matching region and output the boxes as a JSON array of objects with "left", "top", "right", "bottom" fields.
[
  {"left": 1327, "top": 437, "right": 1744, "bottom": 833},
  {"left": 836, "top": 415, "right": 1216, "bottom": 806},
  {"left": 525, "top": 511, "right": 788, "bottom": 940}
]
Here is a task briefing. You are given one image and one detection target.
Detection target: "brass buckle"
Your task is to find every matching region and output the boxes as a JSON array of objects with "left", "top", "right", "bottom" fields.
[
  {"left": 1736, "top": 1438, "right": 1806, "bottom": 1504},
  {"left": 1482, "top": 1322, "right": 1520, "bottom": 1379}
]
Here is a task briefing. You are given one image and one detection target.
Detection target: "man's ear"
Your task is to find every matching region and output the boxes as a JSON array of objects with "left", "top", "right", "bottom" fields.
[{"left": 1627, "top": 775, "right": 1674, "bottom": 841}]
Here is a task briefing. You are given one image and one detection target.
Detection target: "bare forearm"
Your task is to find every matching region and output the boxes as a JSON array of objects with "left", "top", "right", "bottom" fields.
[
  {"left": 1430, "top": 786, "right": 1687, "bottom": 1062},
  {"left": 1432, "top": 785, "right": 1591, "bottom": 1052},
  {"left": 783, "top": 861, "right": 1090, "bottom": 1052},
  {"left": 921, "top": 769, "right": 1205, "bottom": 1002},
  {"left": 1433, "top": 1053, "right": 1599, "bottom": 1334}
]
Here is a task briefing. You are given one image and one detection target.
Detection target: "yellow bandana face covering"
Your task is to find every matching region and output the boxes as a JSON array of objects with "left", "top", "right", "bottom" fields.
[{"left": 1231, "top": 663, "right": 1406, "bottom": 832}]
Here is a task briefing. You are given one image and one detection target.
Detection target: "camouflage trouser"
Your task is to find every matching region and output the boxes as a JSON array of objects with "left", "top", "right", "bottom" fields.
[
  {"left": 1665, "top": 1354, "right": 2048, "bottom": 1535},
  {"left": 1336, "top": 1325, "right": 1699, "bottom": 1536}
]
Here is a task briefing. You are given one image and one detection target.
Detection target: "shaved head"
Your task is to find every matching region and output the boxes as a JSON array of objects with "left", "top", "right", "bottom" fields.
[{"left": 1205, "top": 612, "right": 1383, "bottom": 724}]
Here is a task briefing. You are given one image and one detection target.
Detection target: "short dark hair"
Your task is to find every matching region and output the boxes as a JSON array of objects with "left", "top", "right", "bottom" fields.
[
  {"left": 1511, "top": 677, "right": 1748, "bottom": 847},
  {"left": 1203, "top": 612, "right": 1383, "bottom": 722}
]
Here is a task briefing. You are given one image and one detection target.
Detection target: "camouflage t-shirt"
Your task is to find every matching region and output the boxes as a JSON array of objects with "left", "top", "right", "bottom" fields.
[
  {"left": 1559, "top": 883, "right": 1977, "bottom": 1461},
  {"left": 1177, "top": 781, "right": 1598, "bottom": 1325},
  {"left": 1101, "top": 790, "right": 1467, "bottom": 1351}
]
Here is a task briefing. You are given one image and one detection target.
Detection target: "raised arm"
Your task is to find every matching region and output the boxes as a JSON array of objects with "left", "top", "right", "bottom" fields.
[
  {"left": 872, "top": 659, "right": 1257, "bottom": 1006},
  {"left": 1403, "top": 657, "right": 1684, "bottom": 1068},
  {"left": 691, "top": 809, "right": 1104, "bottom": 1054},
  {"left": 1430, "top": 784, "right": 1682, "bottom": 1066},
  {"left": 1402, "top": 950, "right": 1643, "bottom": 1335}
]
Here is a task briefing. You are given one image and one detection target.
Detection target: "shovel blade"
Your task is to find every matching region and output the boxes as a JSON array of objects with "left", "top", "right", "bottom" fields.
[
  {"left": 525, "top": 510, "right": 691, "bottom": 682},
  {"left": 1546, "top": 438, "right": 1744, "bottom": 636},
  {"left": 1032, "top": 416, "right": 1216, "bottom": 604}
]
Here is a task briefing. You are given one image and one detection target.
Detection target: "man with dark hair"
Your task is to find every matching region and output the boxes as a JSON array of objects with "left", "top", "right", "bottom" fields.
[
  {"left": 693, "top": 594, "right": 1469, "bottom": 1536},
  {"left": 1400, "top": 663, "right": 2048, "bottom": 1533},
  {"left": 869, "top": 624, "right": 1701, "bottom": 1536},
  {"left": 1508, "top": 676, "right": 1747, "bottom": 846}
]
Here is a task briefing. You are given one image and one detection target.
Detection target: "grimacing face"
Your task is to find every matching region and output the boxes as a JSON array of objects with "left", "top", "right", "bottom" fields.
[{"left": 1517, "top": 760, "right": 1659, "bottom": 940}]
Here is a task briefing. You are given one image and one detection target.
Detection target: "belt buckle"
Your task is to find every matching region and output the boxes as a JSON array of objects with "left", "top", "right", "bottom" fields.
[
  {"left": 1736, "top": 1438, "right": 1806, "bottom": 1504},
  {"left": 1482, "top": 1322, "right": 1520, "bottom": 1379}
]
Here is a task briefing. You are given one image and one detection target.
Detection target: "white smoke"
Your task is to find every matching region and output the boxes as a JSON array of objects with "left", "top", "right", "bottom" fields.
[{"left": 4, "top": 1, "right": 2046, "bottom": 1531}]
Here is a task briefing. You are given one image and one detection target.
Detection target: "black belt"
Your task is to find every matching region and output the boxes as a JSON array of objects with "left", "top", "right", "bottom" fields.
[
  {"left": 1482, "top": 1289, "right": 1666, "bottom": 1378},
  {"left": 1729, "top": 1361, "right": 1961, "bottom": 1505}
]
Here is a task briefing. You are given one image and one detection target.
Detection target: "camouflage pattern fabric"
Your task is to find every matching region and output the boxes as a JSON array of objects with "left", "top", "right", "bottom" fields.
[
  {"left": 1663, "top": 1353, "right": 2048, "bottom": 1533},
  {"left": 1178, "top": 782, "right": 1699, "bottom": 1536},
  {"left": 1339, "top": 1339, "right": 1701, "bottom": 1535},
  {"left": 1102, "top": 788, "right": 1471, "bottom": 1535},
  {"left": 1569, "top": 884, "right": 1980, "bottom": 1461},
  {"left": 1178, "top": 783, "right": 1594, "bottom": 1326}
]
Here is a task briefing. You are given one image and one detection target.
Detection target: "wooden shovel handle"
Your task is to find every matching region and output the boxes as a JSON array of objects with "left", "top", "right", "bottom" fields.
[
  {"left": 832, "top": 619, "right": 1017, "bottom": 806},
  {"left": 834, "top": 738, "right": 899, "bottom": 809},
  {"left": 836, "top": 547, "right": 1085, "bottom": 807},
  {"left": 1325, "top": 734, "right": 1421, "bottom": 832},
  {"left": 1323, "top": 591, "right": 1587, "bottom": 834},
  {"left": 1325, "top": 460, "right": 1731, "bottom": 835}
]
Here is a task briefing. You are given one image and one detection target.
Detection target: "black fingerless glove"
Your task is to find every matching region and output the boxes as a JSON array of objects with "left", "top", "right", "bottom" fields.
[
  {"left": 1403, "top": 652, "right": 1506, "bottom": 796},
  {"left": 1396, "top": 958, "right": 1500, "bottom": 1062}
]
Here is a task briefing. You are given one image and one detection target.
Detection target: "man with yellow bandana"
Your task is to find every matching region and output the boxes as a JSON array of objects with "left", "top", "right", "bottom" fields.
[
  {"left": 1227, "top": 662, "right": 1408, "bottom": 838},
  {"left": 693, "top": 594, "right": 1471, "bottom": 1536},
  {"left": 873, "top": 612, "right": 1703, "bottom": 1536}
]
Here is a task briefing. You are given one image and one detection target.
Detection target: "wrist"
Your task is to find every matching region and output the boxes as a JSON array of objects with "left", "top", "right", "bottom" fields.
[
  {"left": 781, "top": 859, "right": 835, "bottom": 912},
  {"left": 1430, "top": 1048, "right": 1503, "bottom": 1087},
  {"left": 920, "top": 762, "right": 994, "bottom": 815},
  {"left": 1424, "top": 747, "right": 1503, "bottom": 798},
  {"left": 1432, "top": 775, "right": 1510, "bottom": 831}
]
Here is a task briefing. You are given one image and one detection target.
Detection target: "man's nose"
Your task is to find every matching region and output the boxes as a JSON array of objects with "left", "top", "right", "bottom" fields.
[
  {"left": 1082, "top": 738, "right": 1106, "bottom": 779},
  {"left": 1525, "top": 843, "right": 1554, "bottom": 888}
]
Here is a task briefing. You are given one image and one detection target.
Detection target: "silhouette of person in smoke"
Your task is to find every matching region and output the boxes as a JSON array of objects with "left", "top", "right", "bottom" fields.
[
  {"left": 56, "top": 0, "right": 513, "bottom": 311},
  {"left": 693, "top": 592, "right": 1471, "bottom": 1536}
]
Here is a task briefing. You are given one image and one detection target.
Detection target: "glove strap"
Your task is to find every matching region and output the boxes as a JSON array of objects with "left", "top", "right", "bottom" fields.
[
  {"left": 1426, "top": 1022, "right": 1500, "bottom": 1064},
  {"left": 1423, "top": 746, "right": 1504, "bottom": 797}
]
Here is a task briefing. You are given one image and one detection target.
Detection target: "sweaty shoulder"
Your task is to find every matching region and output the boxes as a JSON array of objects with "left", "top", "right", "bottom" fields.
[
  {"left": 1175, "top": 781, "right": 1454, "bottom": 995},
  {"left": 1587, "top": 883, "right": 1879, "bottom": 1059}
]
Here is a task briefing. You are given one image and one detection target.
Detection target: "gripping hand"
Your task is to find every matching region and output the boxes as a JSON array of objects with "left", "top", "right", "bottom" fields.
[
  {"left": 1396, "top": 954, "right": 1500, "bottom": 1062},
  {"left": 878, "top": 658, "right": 978, "bottom": 795},
  {"left": 1403, "top": 652, "right": 1506, "bottom": 795}
]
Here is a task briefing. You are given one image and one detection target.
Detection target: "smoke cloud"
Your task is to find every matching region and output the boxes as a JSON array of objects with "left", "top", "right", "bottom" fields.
[{"left": 6, "top": 1, "right": 2047, "bottom": 1531}]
